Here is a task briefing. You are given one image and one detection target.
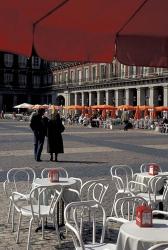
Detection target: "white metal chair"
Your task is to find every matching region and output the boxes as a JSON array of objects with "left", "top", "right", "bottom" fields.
[
  {"left": 110, "top": 165, "right": 134, "bottom": 215},
  {"left": 132, "top": 174, "right": 168, "bottom": 210},
  {"left": 64, "top": 200, "right": 116, "bottom": 250},
  {"left": 12, "top": 185, "right": 63, "bottom": 250},
  {"left": 140, "top": 163, "right": 162, "bottom": 173},
  {"left": 3, "top": 167, "right": 36, "bottom": 232},
  {"left": 147, "top": 243, "right": 168, "bottom": 250},
  {"left": 64, "top": 178, "right": 109, "bottom": 236},
  {"left": 106, "top": 196, "right": 148, "bottom": 237},
  {"left": 41, "top": 167, "right": 69, "bottom": 178}
]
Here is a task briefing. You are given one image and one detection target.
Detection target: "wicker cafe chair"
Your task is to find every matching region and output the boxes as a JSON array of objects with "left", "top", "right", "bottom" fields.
[
  {"left": 64, "top": 200, "right": 116, "bottom": 250},
  {"left": 12, "top": 185, "right": 63, "bottom": 250},
  {"left": 3, "top": 167, "right": 36, "bottom": 232}
]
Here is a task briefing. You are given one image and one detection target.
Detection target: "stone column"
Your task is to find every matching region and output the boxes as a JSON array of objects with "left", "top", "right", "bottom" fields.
[
  {"left": 97, "top": 91, "right": 100, "bottom": 105},
  {"left": 163, "top": 86, "right": 168, "bottom": 106},
  {"left": 137, "top": 88, "right": 145, "bottom": 105},
  {"left": 149, "top": 87, "right": 154, "bottom": 106},
  {"left": 125, "top": 89, "right": 130, "bottom": 105},
  {"left": 105, "top": 90, "right": 109, "bottom": 105},
  {"left": 81, "top": 92, "right": 84, "bottom": 106},
  {"left": 65, "top": 91, "right": 70, "bottom": 106},
  {"left": 89, "top": 92, "right": 92, "bottom": 106},
  {"left": 114, "top": 90, "right": 119, "bottom": 106},
  {"left": 74, "top": 92, "right": 77, "bottom": 105}
]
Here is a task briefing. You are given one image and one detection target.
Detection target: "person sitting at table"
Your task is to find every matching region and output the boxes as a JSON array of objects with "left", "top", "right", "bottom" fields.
[{"left": 47, "top": 111, "right": 65, "bottom": 162}]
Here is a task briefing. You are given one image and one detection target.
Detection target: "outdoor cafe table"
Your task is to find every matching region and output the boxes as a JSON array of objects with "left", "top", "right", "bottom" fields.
[
  {"left": 116, "top": 219, "right": 168, "bottom": 250},
  {"left": 33, "top": 177, "right": 77, "bottom": 227}
]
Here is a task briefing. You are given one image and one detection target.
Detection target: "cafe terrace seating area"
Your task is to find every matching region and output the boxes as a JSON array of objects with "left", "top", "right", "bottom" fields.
[{"left": 2, "top": 163, "right": 168, "bottom": 250}]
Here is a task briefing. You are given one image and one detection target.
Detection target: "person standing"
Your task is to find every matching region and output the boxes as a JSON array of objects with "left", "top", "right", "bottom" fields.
[
  {"left": 47, "top": 112, "right": 65, "bottom": 162},
  {"left": 30, "top": 108, "right": 46, "bottom": 161}
]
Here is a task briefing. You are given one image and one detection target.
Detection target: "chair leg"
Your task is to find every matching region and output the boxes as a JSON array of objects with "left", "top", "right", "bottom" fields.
[
  {"left": 11, "top": 203, "right": 15, "bottom": 232},
  {"left": 27, "top": 217, "right": 33, "bottom": 250},
  {"left": 110, "top": 193, "right": 118, "bottom": 216},
  {"left": 41, "top": 217, "right": 44, "bottom": 239},
  {"left": 16, "top": 213, "right": 22, "bottom": 243},
  {"left": 54, "top": 216, "right": 61, "bottom": 247},
  {"left": 7, "top": 200, "right": 12, "bottom": 223}
]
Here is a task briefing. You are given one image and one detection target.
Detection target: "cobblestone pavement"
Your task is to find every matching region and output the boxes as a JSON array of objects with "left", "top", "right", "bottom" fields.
[{"left": 0, "top": 120, "right": 168, "bottom": 249}]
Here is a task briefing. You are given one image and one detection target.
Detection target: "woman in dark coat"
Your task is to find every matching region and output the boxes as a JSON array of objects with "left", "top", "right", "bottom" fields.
[{"left": 47, "top": 112, "right": 65, "bottom": 161}]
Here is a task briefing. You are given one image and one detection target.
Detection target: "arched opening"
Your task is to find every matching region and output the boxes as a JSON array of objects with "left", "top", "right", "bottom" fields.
[{"left": 56, "top": 95, "right": 65, "bottom": 106}]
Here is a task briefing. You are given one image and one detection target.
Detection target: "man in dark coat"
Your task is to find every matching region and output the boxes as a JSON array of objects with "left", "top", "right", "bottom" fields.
[
  {"left": 47, "top": 112, "right": 65, "bottom": 162},
  {"left": 30, "top": 108, "right": 47, "bottom": 161}
]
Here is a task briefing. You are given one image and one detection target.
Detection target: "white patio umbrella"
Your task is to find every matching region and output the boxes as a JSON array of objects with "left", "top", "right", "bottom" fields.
[{"left": 13, "top": 103, "right": 33, "bottom": 109}]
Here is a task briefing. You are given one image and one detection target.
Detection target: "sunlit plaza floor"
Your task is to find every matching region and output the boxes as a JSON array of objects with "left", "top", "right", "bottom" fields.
[{"left": 0, "top": 120, "right": 167, "bottom": 249}]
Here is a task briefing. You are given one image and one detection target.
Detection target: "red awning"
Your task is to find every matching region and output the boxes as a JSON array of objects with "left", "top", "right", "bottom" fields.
[{"left": 0, "top": 0, "right": 168, "bottom": 67}]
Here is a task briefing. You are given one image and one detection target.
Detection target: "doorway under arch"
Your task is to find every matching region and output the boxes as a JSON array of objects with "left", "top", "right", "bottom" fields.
[{"left": 56, "top": 95, "right": 65, "bottom": 106}]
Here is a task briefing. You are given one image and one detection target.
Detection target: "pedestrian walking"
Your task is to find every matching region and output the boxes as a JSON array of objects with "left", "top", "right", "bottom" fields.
[
  {"left": 47, "top": 111, "right": 65, "bottom": 162},
  {"left": 30, "top": 108, "right": 47, "bottom": 161}
]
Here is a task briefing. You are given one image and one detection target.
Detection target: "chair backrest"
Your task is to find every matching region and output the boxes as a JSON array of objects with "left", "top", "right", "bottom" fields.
[
  {"left": 13, "top": 185, "right": 63, "bottom": 220},
  {"left": 64, "top": 200, "right": 106, "bottom": 249},
  {"left": 110, "top": 165, "right": 134, "bottom": 191},
  {"left": 114, "top": 196, "right": 148, "bottom": 221},
  {"left": 147, "top": 243, "right": 168, "bottom": 250},
  {"left": 140, "top": 163, "right": 162, "bottom": 173},
  {"left": 80, "top": 179, "right": 109, "bottom": 204},
  {"left": 62, "top": 177, "right": 83, "bottom": 204},
  {"left": 4, "top": 167, "right": 36, "bottom": 197},
  {"left": 148, "top": 174, "right": 168, "bottom": 203},
  {"left": 41, "top": 167, "right": 68, "bottom": 178}
]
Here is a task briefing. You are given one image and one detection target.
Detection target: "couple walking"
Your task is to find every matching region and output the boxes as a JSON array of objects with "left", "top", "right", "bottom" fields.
[{"left": 30, "top": 109, "right": 65, "bottom": 162}]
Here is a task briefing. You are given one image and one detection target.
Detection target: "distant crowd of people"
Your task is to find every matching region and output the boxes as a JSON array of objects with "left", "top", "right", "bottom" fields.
[{"left": 30, "top": 109, "right": 65, "bottom": 162}]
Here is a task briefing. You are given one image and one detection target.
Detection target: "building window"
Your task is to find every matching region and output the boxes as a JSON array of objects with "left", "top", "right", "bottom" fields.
[
  {"left": 54, "top": 74, "right": 57, "bottom": 83},
  {"left": 33, "top": 75, "right": 40, "bottom": 87},
  {"left": 4, "top": 73, "right": 13, "bottom": 83},
  {"left": 18, "top": 56, "right": 27, "bottom": 68},
  {"left": 58, "top": 73, "right": 62, "bottom": 83},
  {"left": 48, "top": 74, "right": 52, "bottom": 84},
  {"left": 77, "top": 70, "right": 82, "bottom": 84},
  {"left": 70, "top": 71, "right": 75, "bottom": 82},
  {"left": 143, "top": 67, "right": 149, "bottom": 77},
  {"left": 100, "top": 64, "right": 106, "bottom": 79},
  {"left": 121, "top": 65, "right": 126, "bottom": 78},
  {"left": 32, "top": 56, "right": 41, "bottom": 69},
  {"left": 92, "top": 66, "right": 97, "bottom": 81},
  {"left": 4, "top": 54, "right": 14, "bottom": 67},
  {"left": 109, "top": 63, "right": 113, "bottom": 78},
  {"left": 44, "top": 75, "right": 48, "bottom": 84},
  {"left": 64, "top": 72, "right": 68, "bottom": 83},
  {"left": 84, "top": 67, "right": 89, "bottom": 81},
  {"left": 19, "top": 74, "right": 27, "bottom": 85}
]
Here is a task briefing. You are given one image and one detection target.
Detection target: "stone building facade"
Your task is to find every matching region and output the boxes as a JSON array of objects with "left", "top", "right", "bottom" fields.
[
  {"left": 52, "top": 60, "right": 168, "bottom": 108},
  {"left": 0, "top": 52, "right": 53, "bottom": 112}
]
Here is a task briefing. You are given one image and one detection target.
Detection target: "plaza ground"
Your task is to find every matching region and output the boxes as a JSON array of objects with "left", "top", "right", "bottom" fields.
[{"left": 0, "top": 121, "right": 167, "bottom": 249}]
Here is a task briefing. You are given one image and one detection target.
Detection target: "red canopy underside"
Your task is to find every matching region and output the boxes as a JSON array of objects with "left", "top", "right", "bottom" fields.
[{"left": 0, "top": 0, "right": 168, "bottom": 67}]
